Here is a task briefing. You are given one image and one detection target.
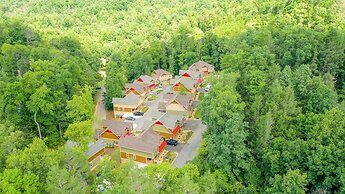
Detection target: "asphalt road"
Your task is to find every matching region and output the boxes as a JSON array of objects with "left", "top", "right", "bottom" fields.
[
  {"left": 172, "top": 120, "right": 207, "bottom": 168},
  {"left": 93, "top": 86, "right": 107, "bottom": 131}
]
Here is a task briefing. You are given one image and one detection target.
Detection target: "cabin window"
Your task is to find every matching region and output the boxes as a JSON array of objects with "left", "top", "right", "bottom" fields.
[
  {"left": 133, "top": 154, "right": 136, "bottom": 160},
  {"left": 147, "top": 158, "right": 152, "bottom": 161}
]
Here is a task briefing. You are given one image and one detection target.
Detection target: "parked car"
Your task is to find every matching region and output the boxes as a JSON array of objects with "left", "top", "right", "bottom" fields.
[
  {"left": 205, "top": 84, "right": 212, "bottom": 92},
  {"left": 133, "top": 112, "right": 144, "bottom": 116},
  {"left": 126, "top": 116, "right": 136, "bottom": 121},
  {"left": 166, "top": 139, "right": 178, "bottom": 146}
]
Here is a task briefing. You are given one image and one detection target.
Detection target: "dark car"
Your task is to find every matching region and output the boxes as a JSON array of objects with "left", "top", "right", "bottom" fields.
[
  {"left": 166, "top": 139, "right": 178, "bottom": 146},
  {"left": 126, "top": 116, "right": 136, "bottom": 121},
  {"left": 133, "top": 112, "right": 144, "bottom": 116}
]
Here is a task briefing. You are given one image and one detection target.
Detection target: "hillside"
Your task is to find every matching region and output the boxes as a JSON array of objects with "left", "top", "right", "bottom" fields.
[{"left": 0, "top": 0, "right": 345, "bottom": 193}]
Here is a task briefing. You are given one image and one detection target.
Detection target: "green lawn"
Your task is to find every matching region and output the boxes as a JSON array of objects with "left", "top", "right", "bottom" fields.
[
  {"left": 147, "top": 95, "right": 158, "bottom": 101},
  {"left": 178, "top": 86, "right": 189, "bottom": 94},
  {"left": 141, "top": 106, "right": 149, "bottom": 113},
  {"left": 184, "top": 131, "right": 194, "bottom": 142},
  {"left": 194, "top": 109, "right": 201, "bottom": 119},
  {"left": 198, "top": 93, "right": 205, "bottom": 101},
  {"left": 164, "top": 151, "right": 177, "bottom": 163},
  {"left": 200, "top": 82, "right": 207, "bottom": 88}
]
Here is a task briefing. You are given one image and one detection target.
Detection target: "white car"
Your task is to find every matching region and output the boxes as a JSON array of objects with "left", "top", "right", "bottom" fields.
[
  {"left": 122, "top": 113, "right": 134, "bottom": 118},
  {"left": 205, "top": 84, "right": 211, "bottom": 92}
]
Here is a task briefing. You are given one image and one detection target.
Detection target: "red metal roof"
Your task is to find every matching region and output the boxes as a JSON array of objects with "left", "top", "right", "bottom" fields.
[
  {"left": 182, "top": 72, "right": 191, "bottom": 77},
  {"left": 123, "top": 132, "right": 131, "bottom": 138},
  {"left": 158, "top": 140, "right": 167, "bottom": 152},
  {"left": 171, "top": 125, "right": 181, "bottom": 135},
  {"left": 148, "top": 83, "right": 156, "bottom": 88},
  {"left": 198, "top": 78, "right": 203, "bottom": 84},
  {"left": 155, "top": 121, "right": 164, "bottom": 125}
]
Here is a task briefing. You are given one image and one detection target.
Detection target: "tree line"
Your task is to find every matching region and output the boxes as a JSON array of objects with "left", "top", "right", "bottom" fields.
[{"left": 0, "top": 0, "right": 345, "bottom": 193}]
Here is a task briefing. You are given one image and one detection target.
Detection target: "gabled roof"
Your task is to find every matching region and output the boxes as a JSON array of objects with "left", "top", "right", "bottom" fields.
[
  {"left": 154, "top": 113, "right": 184, "bottom": 129},
  {"left": 134, "top": 119, "right": 153, "bottom": 132},
  {"left": 66, "top": 140, "right": 105, "bottom": 159},
  {"left": 163, "top": 93, "right": 175, "bottom": 101},
  {"left": 190, "top": 60, "right": 213, "bottom": 70},
  {"left": 151, "top": 111, "right": 165, "bottom": 120},
  {"left": 85, "top": 139, "right": 105, "bottom": 158},
  {"left": 101, "top": 120, "right": 133, "bottom": 137},
  {"left": 170, "top": 78, "right": 178, "bottom": 84},
  {"left": 179, "top": 70, "right": 201, "bottom": 79},
  {"left": 112, "top": 92, "right": 141, "bottom": 106},
  {"left": 165, "top": 85, "right": 173, "bottom": 94},
  {"left": 174, "top": 94, "right": 193, "bottom": 109},
  {"left": 66, "top": 140, "right": 79, "bottom": 148},
  {"left": 163, "top": 93, "right": 193, "bottom": 110},
  {"left": 118, "top": 129, "right": 162, "bottom": 154},
  {"left": 158, "top": 102, "right": 167, "bottom": 111},
  {"left": 175, "top": 77, "right": 197, "bottom": 91},
  {"left": 141, "top": 119, "right": 154, "bottom": 131},
  {"left": 137, "top": 75, "right": 158, "bottom": 85},
  {"left": 125, "top": 83, "right": 147, "bottom": 93},
  {"left": 153, "top": 69, "right": 171, "bottom": 77}
]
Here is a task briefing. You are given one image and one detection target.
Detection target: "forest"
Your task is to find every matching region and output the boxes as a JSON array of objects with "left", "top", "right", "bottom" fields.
[{"left": 0, "top": 0, "right": 345, "bottom": 193}]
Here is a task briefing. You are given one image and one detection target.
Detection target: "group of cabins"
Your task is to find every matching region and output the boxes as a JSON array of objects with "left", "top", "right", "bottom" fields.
[
  {"left": 112, "top": 61, "right": 213, "bottom": 118},
  {"left": 86, "top": 61, "right": 214, "bottom": 167}
]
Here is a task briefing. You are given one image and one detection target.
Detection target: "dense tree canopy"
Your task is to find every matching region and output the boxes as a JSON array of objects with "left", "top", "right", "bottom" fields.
[{"left": 0, "top": 0, "right": 344, "bottom": 193}]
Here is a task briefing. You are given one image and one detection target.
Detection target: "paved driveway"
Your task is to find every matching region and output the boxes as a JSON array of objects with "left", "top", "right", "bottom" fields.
[
  {"left": 172, "top": 120, "right": 207, "bottom": 168},
  {"left": 165, "top": 143, "right": 184, "bottom": 152},
  {"left": 184, "top": 120, "right": 204, "bottom": 131},
  {"left": 133, "top": 89, "right": 163, "bottom": 130}
]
